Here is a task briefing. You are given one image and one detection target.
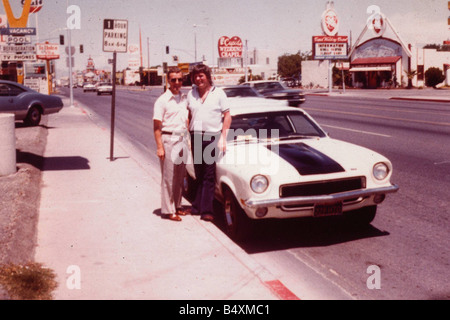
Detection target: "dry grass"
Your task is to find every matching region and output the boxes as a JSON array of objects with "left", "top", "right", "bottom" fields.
[{"left": 0, "top": 262, "right": 57, "bottom": 300}]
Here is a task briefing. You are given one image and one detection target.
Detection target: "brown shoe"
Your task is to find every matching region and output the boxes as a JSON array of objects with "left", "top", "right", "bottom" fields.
[
  {"left": 168, "top": 214, "right": 182, "bottom": 222},
  {"left": 176, "top": 208, "right": 188, "bottom": 216},
  {"left": 201, "top": 213, "right": 214, "bottom": 222}
]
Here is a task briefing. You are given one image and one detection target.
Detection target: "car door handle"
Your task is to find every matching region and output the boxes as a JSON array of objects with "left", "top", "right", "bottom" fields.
[{"left": 8, "top": 98, "right": 13, "bottom": 103}]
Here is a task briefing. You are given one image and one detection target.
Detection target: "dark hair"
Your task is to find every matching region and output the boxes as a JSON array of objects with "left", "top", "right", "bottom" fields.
[
  {"left": 190, "top": 64, "right": 213, "bottom": 85},
  {"left": 167, "top": 66, "right": 182, "bottom": 79}
]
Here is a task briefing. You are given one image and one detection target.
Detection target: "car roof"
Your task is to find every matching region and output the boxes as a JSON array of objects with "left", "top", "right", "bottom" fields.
[
  {"left": 228, "top": 99, "right": 301, "bottom": 116},
  {"left": 0, "top": 79, "right": 32, "bottom": 91},
  {"left": 243, "top": 80, "right": 280, "bottom": 84}
]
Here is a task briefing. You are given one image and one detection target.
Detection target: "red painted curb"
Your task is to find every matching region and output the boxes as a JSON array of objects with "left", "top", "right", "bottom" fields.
[{"left": 265, "top": 280, "right": 301, "bottom": 300}]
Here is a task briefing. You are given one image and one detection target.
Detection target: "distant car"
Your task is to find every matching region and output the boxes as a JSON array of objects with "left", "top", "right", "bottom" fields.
[
  {"left": 83, "top": 82, "right": 96, "bottom": 92},
  {"left": 184, "top": 101, "right": 398, "bottom": 241},
  {"left": 96, "top": 82, "right": 113, "bottom": 95},
  {"left": 222, "top": 85, "right": 288, "bottom": 107},
  {"left": 0, "top": 80, "right": 63, "bottom": 126},
  {"left": 242, "top": 80, "right": 305, "bottom": 106},
  {"left": 221, "top": 85, "right": 263, "bottom": 98}
]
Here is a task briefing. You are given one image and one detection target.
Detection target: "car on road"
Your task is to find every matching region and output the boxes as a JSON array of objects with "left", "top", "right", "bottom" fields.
[
  {"left": 184, "top": 101, "right": 398, "bottom": 241},
  {"left": 241, "top": 80, "right": 305, "bottom": 106},
  {"left": 221, "top": 85, "right": 288, "bottom": 107},
  {"left": 0, "top": 80, "right": 64, "bottom": 126},
  {"left": 96, "top": 82, "right": 113, "bottom": 95},
  {"left": 83, "top": 82, "right": 96, "bottom": 92}
]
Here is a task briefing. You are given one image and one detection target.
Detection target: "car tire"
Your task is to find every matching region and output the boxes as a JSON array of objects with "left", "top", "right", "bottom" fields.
[
  {"left": 223, "top": 188, "right": 253, "bottom": 242},
  {"left": 24, "top": 105, "right": 41, "bottom": 126},
  {"left": 345, "top": 205, "right": 377, "bottom": 226}
]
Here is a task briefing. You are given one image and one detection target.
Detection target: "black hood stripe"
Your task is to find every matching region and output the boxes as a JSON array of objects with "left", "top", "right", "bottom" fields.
[{"left": 266, "top": 143, "right": 345, "bottom": 176}]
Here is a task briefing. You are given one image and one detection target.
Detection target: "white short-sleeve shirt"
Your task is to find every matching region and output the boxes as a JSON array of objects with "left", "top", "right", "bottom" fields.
[
  {"left": 153, "top": 90, "right": 188, "bottom": 133},
  {"left": 187, "top": 86, "right": 229, "bottom": 133}
]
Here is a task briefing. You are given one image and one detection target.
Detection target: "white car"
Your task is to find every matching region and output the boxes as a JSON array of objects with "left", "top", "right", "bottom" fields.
[
  {"left": 96, "top": 82, "right": 113, "bottom": 95},
  {"left": 83, "top": 82, "right": 96, "bottom": 92},
  {"left": 184, "top": 102, "right": 398, "bottom": 241}
]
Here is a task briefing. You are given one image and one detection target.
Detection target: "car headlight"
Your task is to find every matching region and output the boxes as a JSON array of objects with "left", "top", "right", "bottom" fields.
[
  {"left": 250, "top": 175, "right": 269, "bottom": 193},
  {"left": 373, "top": 162, "right": 389, "bottom": 180}
]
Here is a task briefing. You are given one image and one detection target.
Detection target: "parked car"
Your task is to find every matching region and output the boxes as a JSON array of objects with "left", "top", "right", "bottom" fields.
[
  {"left": 242, "top": 80, "right": 305, "bottom": 106},
  {"left": 0, "top": 80, "right": 63, "bottom": 126},
  {"left": 96, "top": 82, "right": 113, "bottom": 95},
  {"left": 83, "top": 82, "right": 96, "bottom": 92},
  {"left": 184, "top": 101, "right": 398, "bottom": 241}
]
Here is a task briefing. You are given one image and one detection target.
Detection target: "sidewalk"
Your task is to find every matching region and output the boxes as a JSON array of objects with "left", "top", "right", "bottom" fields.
[{"left": 34, "top": 100, "right": 289, "bottom": 300}]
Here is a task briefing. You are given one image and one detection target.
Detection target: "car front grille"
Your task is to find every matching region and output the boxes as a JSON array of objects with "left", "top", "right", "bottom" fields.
[
  {"left": 280, "top": 177, "right": 366, "bottom": 198},
  {"left": 279, "top": 177, "right": 366, "bottom": 210}
]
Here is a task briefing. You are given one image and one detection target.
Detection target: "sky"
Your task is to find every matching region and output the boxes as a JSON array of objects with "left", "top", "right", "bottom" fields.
[{"left": 1, "top": 0, "right": 449, "bottom": 76}]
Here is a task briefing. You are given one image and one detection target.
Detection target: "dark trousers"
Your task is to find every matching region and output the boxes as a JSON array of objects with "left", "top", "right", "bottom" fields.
[{"left": 190, "top": 133, "right": 219, "bottom": 215}]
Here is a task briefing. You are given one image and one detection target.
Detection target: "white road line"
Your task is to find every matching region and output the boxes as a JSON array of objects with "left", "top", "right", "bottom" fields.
[{"left": 321, "top": 124, "right": 392, "bottom": 138}]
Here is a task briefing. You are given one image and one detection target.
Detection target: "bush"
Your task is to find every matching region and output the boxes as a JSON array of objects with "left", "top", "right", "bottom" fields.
[{"left": 425, "top": 67, "right": 445, "bottom": 88}]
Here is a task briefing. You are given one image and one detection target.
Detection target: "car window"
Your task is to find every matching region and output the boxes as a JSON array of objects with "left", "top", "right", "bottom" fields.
[
  {"left": 0, "top": 84, "right": 25, "bottom": 96},
  {"left": 8, "top": 84, "right": 25, "bottom": 96},
  {"left": 253, "top": 82, "right": 284, "bottom": 91},
  {"left": 224, "top": 88, "right": 258, "bottom": 97},
  {"left": 0, "top": 84, "right": 9, "bottom": 96},
  {"left": 229, "top": 111, "right": 325, "bottom": 141}
]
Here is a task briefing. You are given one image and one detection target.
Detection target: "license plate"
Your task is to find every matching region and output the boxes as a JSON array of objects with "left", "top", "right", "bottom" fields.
[{"left": 314, "top": 202, "right": 343, "bottom": 217}]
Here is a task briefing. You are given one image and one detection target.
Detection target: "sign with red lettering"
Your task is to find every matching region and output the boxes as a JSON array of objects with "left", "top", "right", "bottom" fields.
[
  {"left": 312, "top": 35, "right": 348, "bottom": 60},
  {"left": 36, "top": 43, "right": 59, "bottom": 59},
  {"left": 218, "top": 36, "right": 243, "bottom": 58}
]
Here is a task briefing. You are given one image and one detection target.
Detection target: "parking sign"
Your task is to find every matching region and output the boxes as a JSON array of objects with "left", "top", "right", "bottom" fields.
[{"left": 103, "top": 19, "right": 128, "bottom": 53}]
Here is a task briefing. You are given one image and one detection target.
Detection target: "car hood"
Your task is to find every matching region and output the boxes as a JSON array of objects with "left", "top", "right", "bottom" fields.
[{"left": 219, "top": 137, "right": 389, "bottom": 180}]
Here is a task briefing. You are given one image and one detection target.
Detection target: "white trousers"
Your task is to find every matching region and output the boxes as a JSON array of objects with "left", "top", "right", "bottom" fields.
[{"left": 159, "top": 134, "right": 187, "bottom": 215}]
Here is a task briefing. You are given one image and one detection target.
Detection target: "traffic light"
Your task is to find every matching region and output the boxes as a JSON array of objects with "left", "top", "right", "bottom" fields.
[
  {"left": 80, "top": 45, "right": 84, "bottom": 53},
  {"left": 59, "top": 35, "right": 64, "bottom": 45},
  {"left": 166, "top": 46, "right": 169, "bottom": 54}
]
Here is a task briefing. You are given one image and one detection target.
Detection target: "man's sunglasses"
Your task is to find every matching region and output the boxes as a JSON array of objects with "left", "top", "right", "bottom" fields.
[{"left": 170, "top": 78, "right": 183, "bottom": 83}]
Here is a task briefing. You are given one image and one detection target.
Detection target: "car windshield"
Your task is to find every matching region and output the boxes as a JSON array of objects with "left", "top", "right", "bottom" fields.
[
  {"left": 228, "top": 111, "right": 326, "bottom": 141},
  {"left": 223, "top": 87, "right": 259, "bottom": 97},
  {"left": 253, "top": 82, "right": 286, "bottom": 91},
  {"left": 99, "top": 83, "right": 111, "bottom": 86}
]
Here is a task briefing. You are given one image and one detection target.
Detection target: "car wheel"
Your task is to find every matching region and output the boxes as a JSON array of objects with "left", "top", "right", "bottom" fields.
[
  {"left": 223, "top": 188, "right": 252, "bottom": 242},
  {"left": 345, "top": 205, "right": 377, "bottom": 226},
  {"left": 24, "top": 106, "right": 41, "bottom": 126}
]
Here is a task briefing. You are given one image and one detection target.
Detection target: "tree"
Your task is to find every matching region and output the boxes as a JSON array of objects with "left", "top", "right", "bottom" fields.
[
  {"left": 278, "top": 51, "right": 312, "bottom": 78},
  {"left": 404, "top": 69, "right": 417, "bottom": 89},
  {"left": 425, "top": 67, "right": 445, "bottom": 88}
]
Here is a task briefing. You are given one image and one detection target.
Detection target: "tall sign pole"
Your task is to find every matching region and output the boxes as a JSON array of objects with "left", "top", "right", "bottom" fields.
[{"left": 103, "top": 19, "right": 128, "bottom": 161}]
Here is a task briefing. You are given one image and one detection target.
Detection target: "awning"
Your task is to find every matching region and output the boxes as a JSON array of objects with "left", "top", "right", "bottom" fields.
[
  {"left": 351, "top": 56, "right": 402, "bottom": 65},
  {"left": 349, "top": 66, "right": 392, "bottom": 72},
  {"left": 349, "top": 56, "right": 401, "bottom": 72}
]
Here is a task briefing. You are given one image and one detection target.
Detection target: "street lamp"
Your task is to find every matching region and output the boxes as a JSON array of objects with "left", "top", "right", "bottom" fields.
[{"left": 193, "top": 24, "right": 207, "bottom": 62}]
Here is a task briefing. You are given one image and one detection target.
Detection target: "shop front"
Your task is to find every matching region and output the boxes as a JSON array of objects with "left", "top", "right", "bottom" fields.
[{"left": 350, "top": 55, "right": 401, "bottom": 88}]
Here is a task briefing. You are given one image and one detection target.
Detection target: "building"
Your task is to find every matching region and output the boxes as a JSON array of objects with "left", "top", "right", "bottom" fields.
[{"left": 349, "top": 11, "right": 450, "bottom": 88}]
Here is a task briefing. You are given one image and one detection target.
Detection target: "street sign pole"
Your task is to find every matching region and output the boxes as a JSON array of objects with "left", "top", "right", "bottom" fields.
[
  {"left": 67, "top": 27, "right": 74, "bottom": 107},
  {"left": 103, "top": 18, "right": 128, "bottom": 161},
  {"left": 110, "top": 51, "right": 117, "bottom": 161}
]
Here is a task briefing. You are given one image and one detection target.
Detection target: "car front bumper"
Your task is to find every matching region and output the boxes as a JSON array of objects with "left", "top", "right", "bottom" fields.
[{"left": 244, "top": 184, "right": 399, "bottom": 209}]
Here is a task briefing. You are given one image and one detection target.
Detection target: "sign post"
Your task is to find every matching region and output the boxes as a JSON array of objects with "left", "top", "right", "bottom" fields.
[{"left": 103, "top": 19, "right": 128, "bottom": 161}]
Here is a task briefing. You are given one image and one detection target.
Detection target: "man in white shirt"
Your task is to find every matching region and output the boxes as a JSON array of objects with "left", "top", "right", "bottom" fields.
[{"left": 153, "top": 67, "right": 189, "bottom": 221}]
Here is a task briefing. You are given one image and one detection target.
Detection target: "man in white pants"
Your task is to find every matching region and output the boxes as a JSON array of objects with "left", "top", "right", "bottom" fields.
[{"left": 153, "top": 67, "right": 189, "bottom": 221}]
